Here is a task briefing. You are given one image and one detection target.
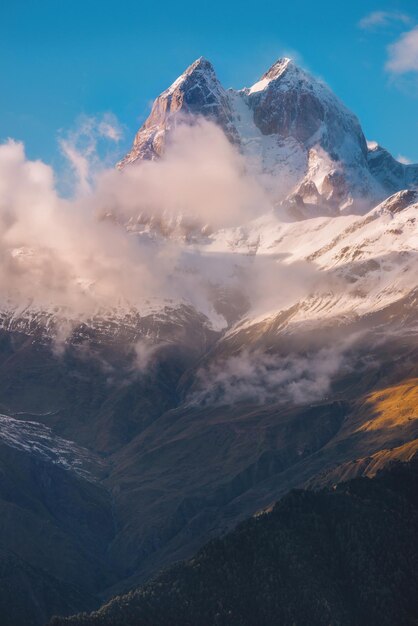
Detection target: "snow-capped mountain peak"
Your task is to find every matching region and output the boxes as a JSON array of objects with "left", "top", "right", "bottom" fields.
[
  {"left": 164, "top": 56, "right": 217, "bottom": 94},
  {"left": 118, "top": 56, "right": 237, "bottom": 167},
  {"left": 238, "top": 56, "right": 378, "bottom": 211},
  {"left": 263, "top": 56, "right": 293, "bottom": 80},
  {"left": 247, "top": 57, "right": 292, "bottom": 93},
  {"left": 367, "top": 141, "right": 418, "bottom": 195},
  {"left": 119, "top": 56, "right": 417, "bottom": 213}
]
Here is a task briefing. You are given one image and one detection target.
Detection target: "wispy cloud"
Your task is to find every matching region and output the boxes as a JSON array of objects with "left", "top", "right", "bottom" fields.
[
  {"left": 359, "top": 10, "right": 411, "bottom": 30},
  {"left": 59, "top": 113, "right": 124, "bottom": 193},
  {"left": 188, "top": 340, "right": 363, "bottom": 407},
  {"left": 397, "top": 154, "right": 412, "bottom": 164},
  {"left": 386, "top": 26, "right": 418, "bottom": 74}
]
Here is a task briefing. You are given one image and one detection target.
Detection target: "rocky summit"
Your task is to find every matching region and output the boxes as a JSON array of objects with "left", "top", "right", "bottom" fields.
[{"left": 120, "top": 56, "right": 418, "bottom": 214}]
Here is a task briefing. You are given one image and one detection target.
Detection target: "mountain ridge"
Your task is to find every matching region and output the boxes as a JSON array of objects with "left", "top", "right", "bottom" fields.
[
  {"left": 49, "top": 457, "right": 418, "bottom": 626},
  {"left": 118, "top": 56, "right": 418, "bottom": 214}
]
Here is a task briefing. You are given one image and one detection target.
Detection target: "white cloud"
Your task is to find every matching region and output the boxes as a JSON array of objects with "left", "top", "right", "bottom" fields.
[
  {"left": 386, "top": 26, "right": 418, "bottom": 74},
  {"left": 60, "top": 138, "right": 91, "bottom": 193},
  {"left": 0, "top": 119, "right": 272, "bottom": 327},
  {"left": 359, "top": 10, "right": 411, "bottom": 30},
  {"left": 397, "top": 154, "right": 412, "bottom": 164},
  {"left": 367, "top": 140, "right": 379, "bottom": 150},
  {"left": 98, "top": 115, "right": 123, "bottom": 142},
  {"left": 188, "top": 342, "right": 358, "bottom": 407},
  {"left": 59, "top": 114, "right": 124, "bottom": 194},
  {"left": 94, "top": 118, "right": 270, "bottom": 231},
  {"left": 133, "top": 339, "right": 161, "bottom": 373}
]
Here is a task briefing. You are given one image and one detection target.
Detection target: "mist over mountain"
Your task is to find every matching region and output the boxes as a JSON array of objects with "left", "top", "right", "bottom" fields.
[{"left": 0, "top": 56, "right": 417, "bottom": 625}]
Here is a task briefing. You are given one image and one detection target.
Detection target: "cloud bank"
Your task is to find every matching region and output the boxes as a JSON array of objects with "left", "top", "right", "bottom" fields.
[
  {"left": 188, "top": 343, "right": 353, "bottom": 407},
  {"left": 94, "top": 120, "right": 269, "bottom": 231},
  {"left": 0, "top": 118, "right": 272, "bottom": 326}
]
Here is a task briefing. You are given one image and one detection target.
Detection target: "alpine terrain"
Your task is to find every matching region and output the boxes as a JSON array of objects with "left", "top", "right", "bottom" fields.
[{"left": 0, "top": 57, "right": 418, "bottom": 625}]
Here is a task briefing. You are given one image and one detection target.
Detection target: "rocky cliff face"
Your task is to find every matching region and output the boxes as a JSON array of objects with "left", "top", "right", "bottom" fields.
[
  {"left": 367, "top": 141, "right": 418, "bottom": 194},
  {"left": 244, "top": 58, "right": 367, "bottom": 158},
  {"left": 119, "top": 56, "right": 418, "bottom": 213},
  {"left": 118, "top": 57, "right": 239, "bottom": 167}
]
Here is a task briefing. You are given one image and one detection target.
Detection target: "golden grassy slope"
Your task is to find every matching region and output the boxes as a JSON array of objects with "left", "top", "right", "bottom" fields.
[{"left": 359, "top": 378, "right": 418, "bottom": 432}]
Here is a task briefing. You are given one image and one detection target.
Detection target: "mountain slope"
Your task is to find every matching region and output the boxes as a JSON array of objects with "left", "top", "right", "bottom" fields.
[
  {"left": 368, "top": 142, "right": 418, "bottom": 194},
  {"left": 49, "top": 457, "right": 418, "bottom": 626},
  {"left": 0, "top": 415, "right": 116, "bottom": 626},
  {"left": 0, "top": 190, "right": 417, "bottom": 625},
  {"left": 0, "top": 55, "right": 418, "bottom": 626}
]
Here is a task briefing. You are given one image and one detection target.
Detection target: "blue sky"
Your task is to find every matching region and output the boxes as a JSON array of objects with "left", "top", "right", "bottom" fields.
[{"left": 1, "top": 0, "right": 417, "bottom": 168}]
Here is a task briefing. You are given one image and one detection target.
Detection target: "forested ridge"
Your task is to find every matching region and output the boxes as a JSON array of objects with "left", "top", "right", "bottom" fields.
[{"left": 50, "top": 456, "right": 418, "bottom": 626}]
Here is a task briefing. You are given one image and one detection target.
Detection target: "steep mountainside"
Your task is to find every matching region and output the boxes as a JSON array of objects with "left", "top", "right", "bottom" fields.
[
  {"left": 50, "top": 457, "right": 418, "bottom": 626},
  {"left": 118, "top": 57, "right": 239, "bottom": 166},
  {"left": 1, "top": 196, "right": 418, "bottom": 623},
  {"left": 1, "top": 303, "right": 418, "bottom": 625},
  {"left": 0, "top": 415, "right": 115, "bottom": 626},
  {"left": 368, "top": 142, "right": 418, "bottom": 193}
]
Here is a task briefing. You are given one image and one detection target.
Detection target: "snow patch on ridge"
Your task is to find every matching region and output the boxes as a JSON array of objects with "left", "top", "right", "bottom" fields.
[
  {"left": 0, "top": 414, "right": 101, "bottom": 479},
  {"left": 248, "top": 77, "right": 271, "bottom": 94}
]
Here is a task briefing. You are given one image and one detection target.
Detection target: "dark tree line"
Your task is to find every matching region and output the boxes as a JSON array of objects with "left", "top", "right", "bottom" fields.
[{"left": 50, "top": 456, "right": 418, "bottom": 626}]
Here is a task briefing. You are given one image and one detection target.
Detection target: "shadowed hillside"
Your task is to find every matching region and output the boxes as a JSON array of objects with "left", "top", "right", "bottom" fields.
[{"left": 50, "top": 456, "right": 418, "bottom": 626}]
